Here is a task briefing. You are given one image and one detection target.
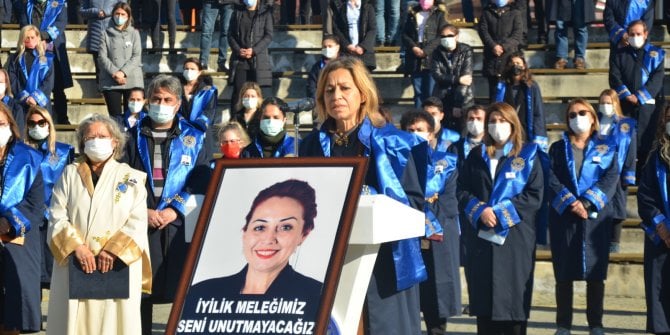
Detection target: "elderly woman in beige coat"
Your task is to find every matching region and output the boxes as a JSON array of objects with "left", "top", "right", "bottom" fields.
[{"left": 46, "top": 114, "right": 151, "bottom": 335}]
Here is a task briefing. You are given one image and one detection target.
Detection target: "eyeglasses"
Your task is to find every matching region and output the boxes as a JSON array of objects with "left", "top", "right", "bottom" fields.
[
  {"left": 568, "top": 110, "right": 589, "bottom": 119},
  {"left": 221, "top": 139, "right": 241, "bottom": 144},
  {"left": 27, "top": 119, "right": 47, "bottom": 127},
  {"left": 83, "top": 135, "right": 111, "bottom": 142}
]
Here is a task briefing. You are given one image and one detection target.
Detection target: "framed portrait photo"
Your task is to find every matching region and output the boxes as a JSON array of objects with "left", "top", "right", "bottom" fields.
[{"left": 167, "top": 157, "right": 368, "bottom": 335}]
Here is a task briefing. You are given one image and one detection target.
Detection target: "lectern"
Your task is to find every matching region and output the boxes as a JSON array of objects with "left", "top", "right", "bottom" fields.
[{"left": 330, "top": 194, "right": 425, "bottom": 334}]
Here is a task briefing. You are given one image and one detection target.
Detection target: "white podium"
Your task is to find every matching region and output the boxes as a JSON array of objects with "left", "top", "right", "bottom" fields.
[{"left": 330, "top": 194, "right": 425, "bottom": 334}]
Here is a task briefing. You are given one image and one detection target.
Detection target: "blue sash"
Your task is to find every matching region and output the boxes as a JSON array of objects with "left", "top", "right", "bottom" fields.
[
  {"left": 317, "top": 117, "right": 427, "bottom": 290},
  {"left": 1, "top": 142, "right": 41, "bottom": 236},
  {"left": 27, "top": 0, "right": 65, "bottom": 41},
  {"left": 551, "top": 133, "right": 616, "bottom": 213},
  {"left": 601, "top": 116, "right": 636, "bottom": 185},
  {"left": 424, "top": 151, "right": 457, "bottom": 237},
  {"left": 38, "top": 141, "right": 72, "bottom": 220},
  {"left": 253, "top": 133, "right": 297, "bottom": 157},
  {"left": 136, "top": 118, "right": 205, "bottom": 215},
  {"left": 435, "top": 128, "right": 460, "bottom": 153},
  {"left": 18, "top": 50, "right": 52, "bottom": 107},
  {"left": 466, "top": 143, "right": 538, "bottom": 239},
  {"left": 645, "top": 155, "right": 670, "bottom": 244},
  {"left": 624, "top": 0, "right": 650, "bottom": 29},
  {"left": 637, "top": 44, "right": 664, "bottom": 104},
  {"left": 184, "top": 86, "right": 217, "bottom": 131}
]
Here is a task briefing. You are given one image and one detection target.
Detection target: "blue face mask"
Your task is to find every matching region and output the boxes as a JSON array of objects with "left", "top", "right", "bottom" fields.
[
  {"left": 244, "top": 0, "right": 257, "bottom": 7},
  {"left": 495, "top": 0, "right": 508, "bottom": 7}
]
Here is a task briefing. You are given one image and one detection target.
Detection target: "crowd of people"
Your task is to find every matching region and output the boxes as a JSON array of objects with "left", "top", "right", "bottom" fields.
[{"left": 0, "top": 0, "right": 668, "bottom": 335}]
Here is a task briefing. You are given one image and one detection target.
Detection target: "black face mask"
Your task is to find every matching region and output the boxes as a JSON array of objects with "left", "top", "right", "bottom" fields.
[{"left": 512, "top": 65, "right": 524, "bottom": 76}]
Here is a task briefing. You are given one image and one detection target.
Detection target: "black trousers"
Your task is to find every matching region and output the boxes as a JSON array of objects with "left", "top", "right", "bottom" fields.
[
  {"left": 476, "top": 317, "right": 527, "bottom": 335},
  {"left": 611, "top": 218, "right": 623, "bottom": 244},
  {"left": 53, "top": 57, "right": 69, "bottom": 124},
  {"left": 420, "top": 248, "right": 447, "bottom": 334},
  {"left": 146, "top": 0, "right": 178, "bottom": 48},
  {"left": 555, "top": 280, "right": 605, "bottom": 329},
  {"left": 102, "top": 89, "right": 131, "bottom": 119}
]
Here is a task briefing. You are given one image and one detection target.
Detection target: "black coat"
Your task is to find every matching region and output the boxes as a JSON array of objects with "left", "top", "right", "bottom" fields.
[
  {"left": 457, "top": 143, "right": 543, "bottom": 321},
  {"left": 477, "top": 4, "right": 523, "bottom": 78},
  {"left": 402, "top": 4, "right": 447, "bottom": 75},
  {"left": 306, "top": 58, "right": 326, "bottom": 99},
  {"left": 431, "top": 43, "right": 474, "bottom": 115},
  {"left": 228, "top": 2, "right": 273, "bottom": 87},
  {"left": 547, "top": 135, "right": 619, "bottom": 281},
  {"left": 331, "top": 0, "right": 377, "bottom": 69},
  {"left": 547, "top": 0, "right": 596, "bottom": 24},
  {"left": 637, "top": 150, "right": 670, "bottom": 333},
  {"left": 604, "top": 0, "right": 655, "bottom": 45}
]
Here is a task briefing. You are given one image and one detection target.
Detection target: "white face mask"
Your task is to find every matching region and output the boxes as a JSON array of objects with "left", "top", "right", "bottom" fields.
[
  {"left": 0, "top": 83, "right": 6, "bottom": 95},
  {"left": 488, "top": 122, "right": 511, "bottom": 144},
  {"left": 128, "top": 101, "right": 144, "bottom": 114},
  {"left": 598, "top": 104, "right": 614, "bottom": 117},
  {"left": 84, "top": 138, "right": 114, "bottom": 162},
  {"left": 113, "top": 16, "right": 127, "bottom": 26},
  {"left": 322, "top": 47, "right": 338, "bottom": 59},
  {"left": 183, "top": 69, "right": 199, "bottom": 82},
  {"left": 414, "top": 131, "right": 430, "bottom": 141},
  {"left": 29, "top": 124, "right": 49, "bottom": 140},
  {"left": 242, "top": 97, "right": 258, "bottom": 109},
  {"left": 466, "top": 120, "right": 484, "bottom": 137},
  {"left": 440, "top": 37, "right": 456, "bottom": 51},
  {"left": 628, "top": 35, "right": 645, "bottom": 49},
  {"left": 665, "top": 122, "right": 670, "bottom": 137},
  {"left": 260, "top": 119, "right": 285, "bottom": 136},
  {"left": 0, "top": 126, "right": 11, "bottom": 147},
  {"left": 569, "top": 115, "right": 592, "bottom": 135},
  {"left": 148, "top": 104, "right": 176, "bottom": 124}
]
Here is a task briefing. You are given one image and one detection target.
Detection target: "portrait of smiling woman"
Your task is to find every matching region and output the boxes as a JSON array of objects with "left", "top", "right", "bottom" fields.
[{"left": 181, "top": 179, "right": 322, "bottom": 331}]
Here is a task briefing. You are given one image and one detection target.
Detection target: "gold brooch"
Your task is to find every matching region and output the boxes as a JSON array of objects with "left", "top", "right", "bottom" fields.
[{"left": 333, "top": 131, "right": 349, "bottom": 146}]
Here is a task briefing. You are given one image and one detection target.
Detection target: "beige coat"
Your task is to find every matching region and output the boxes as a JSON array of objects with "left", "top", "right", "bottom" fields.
[{"left": 46, "top": 159, "right": 150, "bottom": 335}]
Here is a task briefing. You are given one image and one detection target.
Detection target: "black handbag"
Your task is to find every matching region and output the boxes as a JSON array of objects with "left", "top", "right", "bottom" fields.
[{"left": 68, "top": 256, "right": 129, "bottom": 299}]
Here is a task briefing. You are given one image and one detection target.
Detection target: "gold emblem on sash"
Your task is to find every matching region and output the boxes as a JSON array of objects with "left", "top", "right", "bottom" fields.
[
  {"left": 650, "top": 50, "right": 658, "bottom": 58},
  {"left": 52, "top": 1, "right": 59, "bottom": 7},
  {"left": 511, "top": 157, "right": 525, "bottom": 172},
  {"left": 596, "top": 144, "right": 609, "bottom": 155},
  {"left": 183, "top": 135, "right": 196, "bottom": 148},
  {"left": 620, "top": 123, "right": 630, "bottom": 133}
]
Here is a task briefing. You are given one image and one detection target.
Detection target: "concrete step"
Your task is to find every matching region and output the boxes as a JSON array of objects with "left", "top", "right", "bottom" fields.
[
  {"left": 2, "top": 24, "right": 670, "bottom": 50},
  {"left": 5, "top": 46, "right": 668, "bottom": 74}
]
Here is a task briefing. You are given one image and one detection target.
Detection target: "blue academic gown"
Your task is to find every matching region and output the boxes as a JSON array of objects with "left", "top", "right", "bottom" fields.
[
  {"left": 299, "top": 117, "right": 428, "bottom": 335},
  {"left": 457, "top": 142, "right": 543, "bottom": 321},
  {"left": 15, "top": 0, "right": 73, "bottom": 89},
  {"left": 598, "top": 115, "right": 637, "bottom": 220},
  {"left": 124, "top": 116, "right": 209, "bottom": 302},
  {"left": 495, "top": 81, "right": 548, "bottom": 152},
  {"left": 419, "top": 148, "right": 461, "bottom": 326},
  {"left": 114, "top": 109, "right": 147, "bottom": 133},
  {"left": 1, "top": 95, "right": 26, "bottom": 133},
  {"left": 0, "top": 141, "right": 44, "bottom": 332},
  {"left": 548, "top": 133, "right": 620, "bottom": 281},
  {"left": 604, "top": 0, "right": 654, "bottom": 45},
  {"left": 6, "top": 50, "right": 54, "bottom": 114},
  {"left": 35, "top": 141, "right": 73, "bottom": 286},
  {"left": 637, "top": 150, "right": 670, "bottom": 333}
]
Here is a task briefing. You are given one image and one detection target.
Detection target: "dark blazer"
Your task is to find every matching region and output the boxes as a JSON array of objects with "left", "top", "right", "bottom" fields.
[
  {"left": 477, "top": 4, "right": 523, "bottom": 78},
  {"left": 402, "top": 3, "right": 447, "bottom": 75},
  {"left": 331, "top": 0, "right": 377, "bottom": 69},
  {"left": 228, "top": 2, "right": 273, "bottom": 87}
]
